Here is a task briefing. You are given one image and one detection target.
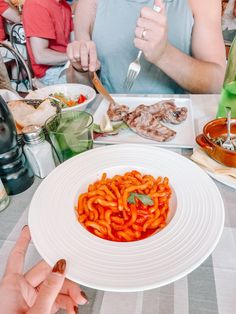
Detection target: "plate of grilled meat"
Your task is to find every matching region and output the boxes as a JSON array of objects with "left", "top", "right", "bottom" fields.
[{"left": 93, "top": 96, "right": 195, "bottom": 148}]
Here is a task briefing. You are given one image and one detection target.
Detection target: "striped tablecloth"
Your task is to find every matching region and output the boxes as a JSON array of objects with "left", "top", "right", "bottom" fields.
[{"left": 0, "top": 94, "right": 235, "bottom": 314}]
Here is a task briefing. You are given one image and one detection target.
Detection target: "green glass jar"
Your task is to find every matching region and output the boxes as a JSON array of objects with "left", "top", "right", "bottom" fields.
[{"left": 217, "top": 35, "right": 236, "bottom": 118}]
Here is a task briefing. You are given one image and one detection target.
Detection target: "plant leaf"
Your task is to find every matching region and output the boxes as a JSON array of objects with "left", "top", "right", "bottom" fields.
[{"left": 127, "top": 193, "right": 154, "bottom": 206}]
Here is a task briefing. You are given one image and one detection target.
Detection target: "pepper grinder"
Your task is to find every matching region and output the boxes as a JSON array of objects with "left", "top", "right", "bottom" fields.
[{"left": 0, "top": 95, "right": 34, "bottom": 195}]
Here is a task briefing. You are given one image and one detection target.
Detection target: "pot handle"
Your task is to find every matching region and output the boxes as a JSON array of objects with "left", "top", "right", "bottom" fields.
[{"left": 196, "top": 134, "right": 214, "bottom": 153}]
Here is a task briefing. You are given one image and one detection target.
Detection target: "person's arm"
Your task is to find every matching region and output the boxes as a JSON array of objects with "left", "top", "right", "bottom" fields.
[
  {"left": 160, "top": 0, "right": 226, "bottom": 93},
  {"left": 135, "top": 0, "right": 226, "bottom": 94},
  {"left": 1, "top": 6, "right": 20, "bottom": 23},
  {"left": 159, "top": 0, "right": 226, "bottom": 93},
  {"left": 67, "top": 0, "right": 100, "bottom": 83},
  {"left": 30, "top": 37, "right": 68, "bottom": 66},
  {"left": 74, "top": 0, "right": 96, "bottom": 41}
]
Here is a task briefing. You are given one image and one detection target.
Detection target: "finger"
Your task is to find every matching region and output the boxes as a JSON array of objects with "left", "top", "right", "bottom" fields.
[
  {"left": 53, "top": 294, "right": 78, "bottom": 314},
  {"left": 67, "top": 43, "right": 75, "bottom": 62},
  {"left": 61, "top": 279, "right": 88, "bottom": 305},
  {"left": 135, "top": 26, "right": 145, "bottom": 40},
  {"left": 134, "top": 38, "right": 147, "bottom": 51},
  {"left": 28, "top": 259, "right": 66, "bottom": 314},
  {"left": 96, "top": 60, "right": 101, "bottom": 71},
  {"left": 80, "top": 42, "right": 89, "bottom": 71},
  {"left": 137, "top": 16, "right": 166, "bottom": 29},
  {"left": 137, "top": 29, "right": 161, "bottom": 42},
  {"left": 140, "top": 3, "right": 165, "bottom": 20},
  {"left": 5, "top": 225, "right": 31, "bottom": 275},
  {"left": 154, "top": 0, "right": 165, "bottom": 12},
  {"left": 88, "top": 41, "right": 98, "bottom": 72},
  {"left": 72, "top": 42, "right": 81, "bottom": 62},
  {"left": 67, "top": 42, "right": 80, "bottom": 63},
  {"left": 25, "top": 260, "right": 51, "bottom": 287}
]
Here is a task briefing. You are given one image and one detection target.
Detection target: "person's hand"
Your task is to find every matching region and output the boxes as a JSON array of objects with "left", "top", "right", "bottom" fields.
[
  {"left": 0, "top": 226, "right": 88, "bottom": 314},
  {"left": 134, "top": 0, "right": 168, "bottom": 65},
  {"left": 67, "top": 40, "right": 101, "bottom": 72}
]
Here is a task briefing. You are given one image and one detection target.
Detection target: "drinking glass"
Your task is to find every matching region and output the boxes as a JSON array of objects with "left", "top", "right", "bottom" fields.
[{"left": 45, "top": 111, "right": 93, "bottom": 163}]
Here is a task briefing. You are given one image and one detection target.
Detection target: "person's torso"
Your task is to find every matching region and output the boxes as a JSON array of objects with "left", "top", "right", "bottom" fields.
[
  {"left": 23, "top": 0, "right": 72, "bottom": 78},
  {"left": 92, "top": 0, "right": 194, "bottom": 94}
]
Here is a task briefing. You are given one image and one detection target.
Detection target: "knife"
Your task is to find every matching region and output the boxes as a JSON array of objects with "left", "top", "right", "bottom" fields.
[{"left": 90, "top": 72, "right": 115, "bottom": 104}]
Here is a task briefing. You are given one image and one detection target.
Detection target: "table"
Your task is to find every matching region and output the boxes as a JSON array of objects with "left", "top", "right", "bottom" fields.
[{"left": 0, "top": 94, "right": 236, "bottom": 314}]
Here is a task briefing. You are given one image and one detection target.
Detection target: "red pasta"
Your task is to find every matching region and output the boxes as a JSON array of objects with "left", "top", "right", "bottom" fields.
[{"left": 76, "top": 170, "right": 172, "bottom": 242}]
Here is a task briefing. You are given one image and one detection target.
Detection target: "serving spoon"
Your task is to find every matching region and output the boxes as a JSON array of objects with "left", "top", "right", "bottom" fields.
[{"left": 222, "top": 106, "right": 234, "bottom": 151}]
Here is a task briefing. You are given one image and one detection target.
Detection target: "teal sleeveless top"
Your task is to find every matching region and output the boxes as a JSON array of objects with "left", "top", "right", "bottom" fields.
[{"left": 92, "top": 0, "right": 194, "bottom": 94}]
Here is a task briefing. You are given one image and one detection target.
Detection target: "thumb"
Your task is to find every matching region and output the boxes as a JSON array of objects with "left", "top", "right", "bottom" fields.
[
  {"left": 28, "top": 259, "right": 66, "bottom": 314},
  {"left": 153, "top": 0, "right": 164, "bottom": 12}
]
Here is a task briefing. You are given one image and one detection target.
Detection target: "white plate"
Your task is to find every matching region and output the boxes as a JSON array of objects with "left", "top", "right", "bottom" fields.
[
  {"left": 93, "top": 96, "right": 196, "bottom": 148},
  {"left": 26, "top": 84, "right": 96, "bottom": 111},
  {"left": 28, "top": 144, "right": 224, "bottom": 292},
  {"left": 203, "top": 167, "right": 236, "bottom": 189}
]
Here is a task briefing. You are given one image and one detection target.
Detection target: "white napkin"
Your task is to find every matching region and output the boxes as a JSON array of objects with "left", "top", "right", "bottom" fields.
[
  {"left": 191, "top": 148, "right": 236, "bottom": 179},
  {"left": 0, "top": 89, "right": 21, "bottom": 102}
]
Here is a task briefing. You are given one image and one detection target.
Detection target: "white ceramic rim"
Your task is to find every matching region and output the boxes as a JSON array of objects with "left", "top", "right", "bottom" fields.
[{"left": 28, "top": 144, "right": 225, "bottom": 292}]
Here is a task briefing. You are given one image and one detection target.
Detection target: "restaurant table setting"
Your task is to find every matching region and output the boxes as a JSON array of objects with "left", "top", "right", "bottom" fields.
[{"left": 0, "top": 88, "right": 236, "bottom": 314}]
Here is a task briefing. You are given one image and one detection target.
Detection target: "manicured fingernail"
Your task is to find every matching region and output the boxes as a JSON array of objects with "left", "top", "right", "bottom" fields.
[
  {"left": 22, "top": 225, "right": 28, "bottom": 230},
  {"left": 81, "top": 290, "right": 89, "bottom": 303},
  {"left": 52, "top": 259, "right": 66, "bottom": 274},
  {"left": 74, "top": 305, "right": 78, "bottom": 313}
]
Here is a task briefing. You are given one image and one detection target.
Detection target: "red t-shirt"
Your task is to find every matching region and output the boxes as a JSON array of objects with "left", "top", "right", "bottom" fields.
[
  {"left": 22, "top": 0, "right": 73, "bottom": 78},
  {"left": 0, "top": 1, "right": 9, "bottom": 41}
]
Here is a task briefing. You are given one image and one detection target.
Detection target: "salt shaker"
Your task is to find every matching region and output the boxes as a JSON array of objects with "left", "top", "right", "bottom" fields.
[
  {"left": 22, "top": 126, "right": 56, "bottom": 178},
  {"left": 0, "top": 178, "right": 10, "bottom": 212}
]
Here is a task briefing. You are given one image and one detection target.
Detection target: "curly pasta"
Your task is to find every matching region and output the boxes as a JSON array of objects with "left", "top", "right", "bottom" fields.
[{"left": 76, "top": 170, "right": 172, "bottom": 242}]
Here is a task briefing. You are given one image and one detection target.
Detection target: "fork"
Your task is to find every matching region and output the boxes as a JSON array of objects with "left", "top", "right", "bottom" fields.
[
  {"left": 123, "top": 5, "right": 161, "bottom": 91},
  {"left": 222, "top": 106, "right": 234, "bottom": 151}
]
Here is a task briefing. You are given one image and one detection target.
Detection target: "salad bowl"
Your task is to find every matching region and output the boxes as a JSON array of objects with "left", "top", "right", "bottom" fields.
[{"left": 26, "top": 83, "right": 96, "bottom": 111}]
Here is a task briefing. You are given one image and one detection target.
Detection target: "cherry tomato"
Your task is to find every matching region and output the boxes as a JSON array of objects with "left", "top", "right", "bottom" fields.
[{"left": 77, "top": 94, "right": 87, "bottom": 104}]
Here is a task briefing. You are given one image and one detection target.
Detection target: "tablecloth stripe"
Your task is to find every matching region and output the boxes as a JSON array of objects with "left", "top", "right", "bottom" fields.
[{"left": 1, "top": 209, "right": 236, "bottom": 314}]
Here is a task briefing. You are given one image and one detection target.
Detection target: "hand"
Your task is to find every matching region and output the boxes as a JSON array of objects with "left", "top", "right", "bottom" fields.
[
  {"left": 134, "top": 0, "right": 168, "bottom": 65},
  {"left": 67, "top": 40, "right": 101, "bottom": 72},
  {"left": 0, "top": 226, "right": 88, "bottom": 314}
]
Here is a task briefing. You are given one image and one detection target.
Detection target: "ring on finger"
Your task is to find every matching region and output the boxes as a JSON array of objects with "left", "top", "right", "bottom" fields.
[{"left": 141, "top": 29, "right": 147, "bottom": 40}]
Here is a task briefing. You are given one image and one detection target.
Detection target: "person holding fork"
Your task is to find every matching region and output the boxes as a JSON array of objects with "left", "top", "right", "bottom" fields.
[{"left": 67, "top": 0, "right": 226, "bottom": 94}]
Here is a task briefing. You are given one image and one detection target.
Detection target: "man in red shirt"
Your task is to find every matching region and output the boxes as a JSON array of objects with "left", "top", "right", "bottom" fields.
[
  {"left": 0, "top": 1, "right": 21, "bottom": 41},
  {"left": 22, "top": 0, "right": 73, "bottom": 85}
]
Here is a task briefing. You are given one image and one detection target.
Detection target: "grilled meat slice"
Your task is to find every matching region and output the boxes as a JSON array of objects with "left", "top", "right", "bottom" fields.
[
  {"left": 123, "top": 110, "right": 176, "bottom": 142},
  {"left": 133, "top": 100, "right": 188, "bottom": 124},
  {"left": 161, "top": 105, "right": 188, "bottom": 124},
  {"left": 107, "top": 102, "right": 129, "bottom": 121}
]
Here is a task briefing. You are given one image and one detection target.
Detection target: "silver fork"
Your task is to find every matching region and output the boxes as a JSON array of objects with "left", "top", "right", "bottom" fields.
[
  {"left": 222, "top": 106, "right": 234, "bottom": 151},
  {"left": 123, "top": 5, "right": 161, "bottom": 91}
]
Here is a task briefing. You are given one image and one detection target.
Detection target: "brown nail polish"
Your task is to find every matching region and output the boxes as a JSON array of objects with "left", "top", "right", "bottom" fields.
[
  {"left": 52, "top": 259, "right": 66, "bottom": 274},
  {"left": 81, "top": 290, "right": 88, "bottom": 302},
  {"left": 74, "top": 305, "right": 78, "bottom": 313}
]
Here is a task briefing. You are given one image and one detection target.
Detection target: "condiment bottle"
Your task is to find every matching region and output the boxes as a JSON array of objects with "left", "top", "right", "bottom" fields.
[
  {"left": 217, "top": 35, "right": 236, "bottom": 118},
  {"left": 22, "top": 125, "right": 56, "bottom": 178},
  {"left": 0, "top": 95, "right": 34, "bottom": 195},
  {"left": 0, "top": 178, "right": 10, "bottom": 212}
]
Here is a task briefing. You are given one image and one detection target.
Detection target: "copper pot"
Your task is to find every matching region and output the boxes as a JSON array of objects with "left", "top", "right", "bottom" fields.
[{"left": 196, "top": 118, "right": 236, "bottom": 168}]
